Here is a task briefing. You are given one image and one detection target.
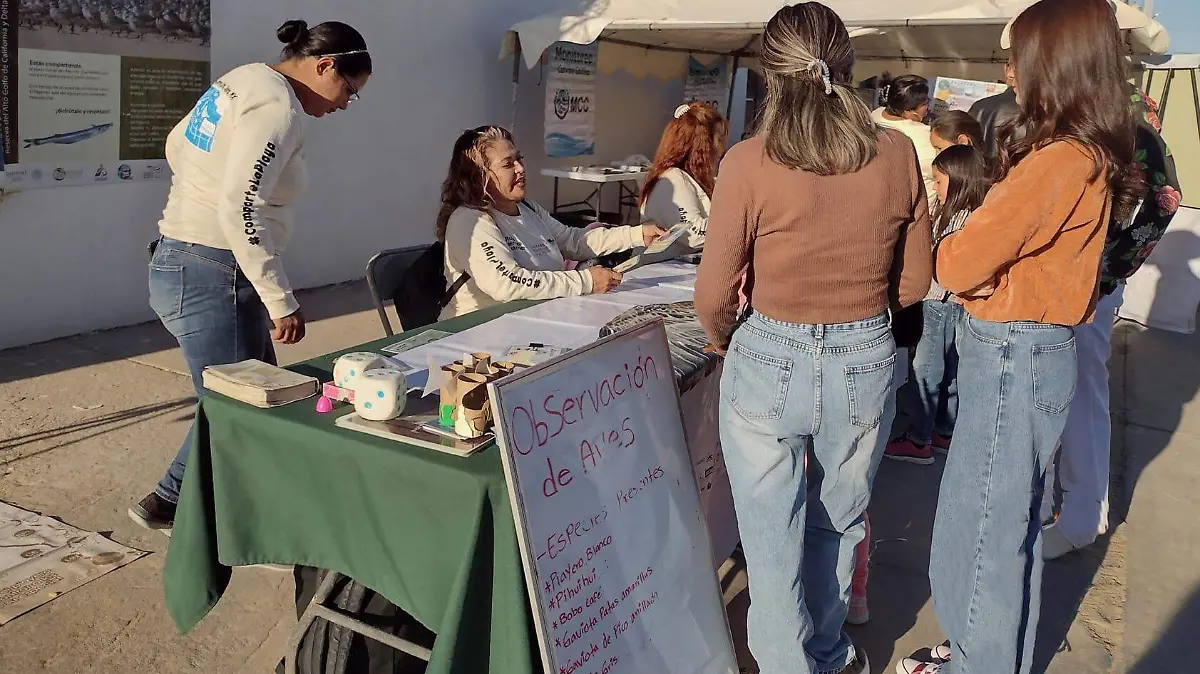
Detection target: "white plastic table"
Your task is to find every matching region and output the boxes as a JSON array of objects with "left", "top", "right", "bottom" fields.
[{"left": 540, "top": 167, "right": 647, "bottom": 224}]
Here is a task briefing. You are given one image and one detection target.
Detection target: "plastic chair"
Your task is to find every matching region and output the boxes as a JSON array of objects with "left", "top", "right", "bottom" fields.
[{"left": 365, "top": 245, "right": 434, "bottom": 337}]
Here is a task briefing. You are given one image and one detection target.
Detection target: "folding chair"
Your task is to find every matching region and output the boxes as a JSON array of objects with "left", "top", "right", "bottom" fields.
[
  {"left": 365, "top": 245, "right": 433, "bottom": 337},
  {"left": 283, "top": 570, "right": 432, "bottom": 674}
]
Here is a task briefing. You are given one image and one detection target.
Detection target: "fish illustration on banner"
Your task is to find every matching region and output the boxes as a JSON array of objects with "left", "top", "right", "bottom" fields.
[
  {"left": 544, "top": 42, "right": 596, "bottom": 158},
  {"left": 683, "top": 57, "right": 730, "bottom": 114},
  {"left": 23, "top": 123, "right": 115, "bottom": 148}
]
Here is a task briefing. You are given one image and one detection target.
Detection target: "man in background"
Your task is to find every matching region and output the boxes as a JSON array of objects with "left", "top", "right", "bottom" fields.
[{"left": 967, "top": 62, "right": 1020, "bottom": 158}]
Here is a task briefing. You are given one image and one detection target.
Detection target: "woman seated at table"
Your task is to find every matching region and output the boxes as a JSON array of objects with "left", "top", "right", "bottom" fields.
[
  {"left": 638, "top": 102, "right": 729, "bottom": 252},
  {"left": 438, "top": 126, "right": 665, "bottom": 320}
]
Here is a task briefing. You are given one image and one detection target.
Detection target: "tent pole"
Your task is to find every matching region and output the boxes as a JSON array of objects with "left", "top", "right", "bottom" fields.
[
  {"left": 725, "top": 55, "right": 740, "bottom": 121},
  {"left": 511, "top": 43, "right": 522, "bottom": 132}
]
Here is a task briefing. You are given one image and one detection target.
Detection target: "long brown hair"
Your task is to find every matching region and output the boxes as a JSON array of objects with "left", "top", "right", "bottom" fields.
[
  {"left": 758, "top": 2, "right": 879, "bottom": 175},
  {"left": 933, "top": 145, "right": 993, "bottom": 237},
  {"left": 436, "top": 126, "right": 513, "bottom": 241},
  {"left": 639, "top": 103, "right": 728, "bottom": 206},
  {"left": 1000, "top": 0, "right": 1142, "bottom": 225}
]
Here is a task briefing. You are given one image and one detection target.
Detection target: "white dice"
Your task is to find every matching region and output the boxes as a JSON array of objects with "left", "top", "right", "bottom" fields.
[
  {"left": 353, "top": 367, "right": 408, "bottom": 421},
  {"left": 333, "top": 352, "right": 388, "bottom": 390}
]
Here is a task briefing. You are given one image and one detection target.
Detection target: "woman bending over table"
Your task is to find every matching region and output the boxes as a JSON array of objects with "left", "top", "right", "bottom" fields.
[
  {"left": 129, "top": 19, "right": 372, "bottom": 534},
  {"left": 694, "top": 3, "right": 932, "bottom": 672},
  {"left": 638, "top": 102, "right": 729, "bottom": 253},
  {"left": 898, "top": 0, "right": 1142, "bottom": 672},
  {"left": 438, "top": 126, "right": 665, "bottom": 320}
]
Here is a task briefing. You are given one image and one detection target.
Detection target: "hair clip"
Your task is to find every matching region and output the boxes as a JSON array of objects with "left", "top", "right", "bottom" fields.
[
  {"left": 805, "top": 59, "right": 833, "bottom": 95},
  {"left": 674, "top": 104, "right": 691, "bottom": 119}
]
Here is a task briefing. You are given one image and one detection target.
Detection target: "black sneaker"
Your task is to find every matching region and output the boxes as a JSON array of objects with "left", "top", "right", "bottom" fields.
[
  {"left": 128, "top": 493, "right": 176, "bottom": 536},
  {"left": 840, "top": 649, "right": 870, "bottom": 674}
]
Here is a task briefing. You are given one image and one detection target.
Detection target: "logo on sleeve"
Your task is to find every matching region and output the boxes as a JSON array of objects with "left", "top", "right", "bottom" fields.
[{"left": 184, "top": 86, "right": 223, "bottom": 152}]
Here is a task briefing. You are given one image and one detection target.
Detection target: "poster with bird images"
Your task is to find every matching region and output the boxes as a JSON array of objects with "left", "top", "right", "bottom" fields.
[
  {"left": 0, "top": 0, "right": 210, "bottom": 188},
  {"left": 544, "top": 42, "right": 596, "bottom": 158}
]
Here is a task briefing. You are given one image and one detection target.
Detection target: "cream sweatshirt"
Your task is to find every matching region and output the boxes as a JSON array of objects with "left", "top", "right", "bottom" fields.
[
  {"left": 440, "top": 201, "right": 642, "bottom": 319},
  {"left": 639, "top": 167, "right": 710, "bottom": 251},
  {"left": 871, "top": 108, "right": 938, "bottom": 208},
  {"left": 158, "top": 63, "right": 308, "bottom": 319}
]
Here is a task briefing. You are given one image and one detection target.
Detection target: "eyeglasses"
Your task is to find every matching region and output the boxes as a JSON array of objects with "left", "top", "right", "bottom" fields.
[{"left": 339, "top": 72, "right": 360, "bottom": 103}]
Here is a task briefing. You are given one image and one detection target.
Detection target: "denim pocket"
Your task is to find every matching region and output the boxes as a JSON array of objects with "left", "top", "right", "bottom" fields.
[
  {"left": 729, "top": 344, "right": 792, "bottom": 421},
  {"left": 1032, "top": 338, "right": 1076, "bottom": 415},
  {"left": 148, "top": 263, "right": 184, "bottom": 322},
  {"left": 846, "top": 353, "right": 897, "bottom": 428}
]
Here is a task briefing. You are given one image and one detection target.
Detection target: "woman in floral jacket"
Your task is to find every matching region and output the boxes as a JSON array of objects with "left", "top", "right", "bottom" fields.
[{"left": 1043, "top": 88, "right": 1182, "bottom": 559}]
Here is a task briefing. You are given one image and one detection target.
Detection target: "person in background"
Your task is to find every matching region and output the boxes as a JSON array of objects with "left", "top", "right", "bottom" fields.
[
  {"left": 128, "top": 20, "right": 373, "bottom": 534},
  {"left": 639, "top": 102, "right": 729, "bottom": 253},
  {"left": 930, "top": 111, "right": 985, "bottom": 154},
  {"left": 438, "top": 126, "right": 664, "bottom": 320},
  {"left": 967, "top": 62, "right": 1020, "bottom": 160},
  {"left": 1042, "top": 87, "right": 1182, "bottom": 560},
  {"left": 872, "top": 74, "right": 939, "bottom": 205},
  {"left": 885, "top": 144, "right": 992, "bottom": 466},
  {"left": 898, "top": 1, "right": 1142, "bottom": 672},
  {"left": 695, "top": 3, "right": 933, "bottom": 672}
]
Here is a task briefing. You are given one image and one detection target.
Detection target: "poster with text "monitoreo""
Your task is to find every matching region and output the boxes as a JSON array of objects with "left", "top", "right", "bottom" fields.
[{"left": 545, "top": 41, "right": 596, "bottom": 158}]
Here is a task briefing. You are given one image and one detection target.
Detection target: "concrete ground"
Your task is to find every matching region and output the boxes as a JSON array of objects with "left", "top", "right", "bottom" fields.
[{"left": 0, "top": 280, "right": 1197, "bottom": 673}]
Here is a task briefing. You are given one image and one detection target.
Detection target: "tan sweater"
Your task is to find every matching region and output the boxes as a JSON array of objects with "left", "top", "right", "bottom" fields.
[
  {"left": 696, "top": 132, "right": 934, "bottom": 348},
  {"left": 936, "top": 140, "right": 1110, "bottom": 325}
]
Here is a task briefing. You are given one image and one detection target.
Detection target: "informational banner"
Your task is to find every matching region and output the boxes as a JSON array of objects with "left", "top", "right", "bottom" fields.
[
  {"left": 683, "top": 57, "right": 730, "bottom": 115},
  {"left": 931, "top": 76, "right": 1009, "bottom": 116},
  {"left": 491, "top": 321, "right": 738, "bottom": 674},
  {"left": 0, "top": 0, "right": 210, "bottom": 189},
  {"left": 544, "top": 41, "right": 596, "bottom": 158}
]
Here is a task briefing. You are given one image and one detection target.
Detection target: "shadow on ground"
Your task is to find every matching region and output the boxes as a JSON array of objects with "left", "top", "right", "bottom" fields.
[{"left": 0, "top": 281, "right": 376, "bottom": 386}]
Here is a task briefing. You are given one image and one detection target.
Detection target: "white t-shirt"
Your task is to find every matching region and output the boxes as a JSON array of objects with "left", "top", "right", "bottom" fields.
[
  {"left": 441, "top": 201, "right": 642, "bottom": 319},
  {"left": 639, "top": 167, "right": 710, "bottom": 251},
  {"left": 158, "top": 63, "right": 308, "bottom": 319},
  {"left": 871, "top": 107, "right": 938, "bottom": 208}
]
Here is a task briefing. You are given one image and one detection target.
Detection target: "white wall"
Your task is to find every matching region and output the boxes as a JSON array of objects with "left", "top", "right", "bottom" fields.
[
  {"left": 0, "top": 182, "right": 166, "bottom": 349},
  {"left": 0, "top": 0, "right": 588, "bottom": 349}
]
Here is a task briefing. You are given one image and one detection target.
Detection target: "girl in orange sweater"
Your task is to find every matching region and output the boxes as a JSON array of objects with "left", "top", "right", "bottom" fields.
[{"left": 899, "top": 1, "right": 1143, "bottom": 673}]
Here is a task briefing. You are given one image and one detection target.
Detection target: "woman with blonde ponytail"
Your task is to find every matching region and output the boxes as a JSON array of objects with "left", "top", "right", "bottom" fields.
[
  {"left": 437, "top": 126, "right": 664, "bottom": 320},
  {"left": 695, "top": 3, "right": 933, "bottom": 673}
]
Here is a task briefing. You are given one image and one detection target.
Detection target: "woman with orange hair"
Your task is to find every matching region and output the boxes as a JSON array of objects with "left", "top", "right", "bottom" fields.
[{"left": 639, "top": 102, "right": 729, "bottom": 254}]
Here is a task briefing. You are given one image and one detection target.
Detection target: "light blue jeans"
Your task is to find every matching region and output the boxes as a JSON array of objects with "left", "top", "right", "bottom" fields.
[
  {"left": 931, "top": 315, "right": 1076, "bottom": 674},
  {"left": 720, "top": 311, "right": 896, "bottom": 674},
  {"left": 148, "top": 237, "right": 276, "bottom": 503},
  {"left": 899, "top": 300, "right": 962, "bottom": 444}
]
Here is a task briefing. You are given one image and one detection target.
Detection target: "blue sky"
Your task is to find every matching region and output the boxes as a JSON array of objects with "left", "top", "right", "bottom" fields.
[{"left": 1154, "top": 0, "right": 1200, "bottom": 53}]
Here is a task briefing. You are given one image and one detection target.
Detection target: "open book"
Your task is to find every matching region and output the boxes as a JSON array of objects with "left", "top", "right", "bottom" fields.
[
  {"left": 201, "top": 360, "right": 319, "bottom": 408},
  {"left": 613, "top": 221, "right": 695, "bottom": 274}
]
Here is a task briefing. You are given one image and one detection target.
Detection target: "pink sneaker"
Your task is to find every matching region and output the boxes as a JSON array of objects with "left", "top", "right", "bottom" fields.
[
  {"left": 885, "top": 438, "right": 935, "bottom": 465},
  {"left": 931, "top": 433, "right": 952, "bottom": 455},
  {"left": 846, "top": 595, "right": 870, "bottom": 625}
]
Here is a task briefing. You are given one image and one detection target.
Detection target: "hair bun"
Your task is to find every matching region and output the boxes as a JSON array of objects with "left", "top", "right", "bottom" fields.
[{"left": 277, "top": 19, "right": 309, "bottom": 45}]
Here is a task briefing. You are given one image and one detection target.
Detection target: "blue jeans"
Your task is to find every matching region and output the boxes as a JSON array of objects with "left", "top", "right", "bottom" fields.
[
  {"left": 931, "top": 316, "right": 1076, "bottom": 674},
  {"left": 720, "top": 312, "right": 896, "bottom": 674},
  {"left": 899, "top": 300, "right": 962, "bottom": 444},
  {"left": 148, "top": 237, "right": 275, "bottom": 503}
]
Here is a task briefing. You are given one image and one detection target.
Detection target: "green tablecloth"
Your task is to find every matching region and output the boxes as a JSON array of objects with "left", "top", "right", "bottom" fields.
[{"left": 163, "top": 301, "right": 541, "bottom": 674}]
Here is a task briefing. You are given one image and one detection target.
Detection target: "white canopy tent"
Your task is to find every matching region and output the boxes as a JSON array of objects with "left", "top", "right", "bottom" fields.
[{"left": 500, "top": 0, "right": 1170, "bottom": 81}]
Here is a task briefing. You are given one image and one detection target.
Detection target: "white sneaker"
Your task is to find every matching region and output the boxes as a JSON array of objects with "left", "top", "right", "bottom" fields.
[
  {"left": 896, "top": 659, "right": 941, "bottom": 674},
  {"left": 896, "top": 645, "right": 950, "bottom": 674}
]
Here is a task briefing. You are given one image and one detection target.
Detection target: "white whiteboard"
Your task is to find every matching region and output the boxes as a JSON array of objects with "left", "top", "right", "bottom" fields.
[{"left": 490, "top": 321, "right": 738, "bottom": 674}]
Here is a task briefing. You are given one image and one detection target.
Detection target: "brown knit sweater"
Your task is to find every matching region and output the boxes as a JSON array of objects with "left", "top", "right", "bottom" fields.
[{"left": 696, "top": 132, "right": 934, "bottom": 348}]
